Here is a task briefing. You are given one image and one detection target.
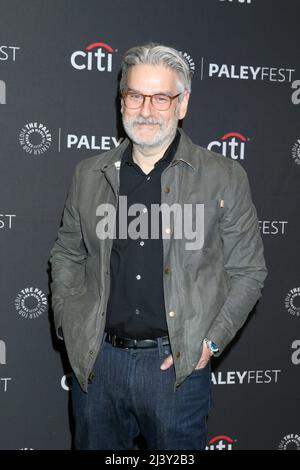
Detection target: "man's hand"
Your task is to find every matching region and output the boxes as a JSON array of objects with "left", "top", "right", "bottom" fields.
[
  {"left": 195, "top": 340, "right": 213, "bottom": 369},
  {"left": 160, "top": 340, "right": 213, "bottom": 371}
]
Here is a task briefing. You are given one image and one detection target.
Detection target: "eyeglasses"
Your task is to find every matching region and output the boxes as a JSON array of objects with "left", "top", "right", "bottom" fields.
[{"left": 122, "top": 91, "right": 181, "bottom": 111}]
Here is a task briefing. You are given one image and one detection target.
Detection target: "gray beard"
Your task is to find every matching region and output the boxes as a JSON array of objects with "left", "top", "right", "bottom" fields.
[{"left": 122, "top": 115, "right": 178, "bottom": 149}]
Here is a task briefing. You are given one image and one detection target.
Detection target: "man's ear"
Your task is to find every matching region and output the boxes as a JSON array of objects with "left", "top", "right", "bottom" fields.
[{"left": 177, "top": 91, "right": 190, "bottom": 120}]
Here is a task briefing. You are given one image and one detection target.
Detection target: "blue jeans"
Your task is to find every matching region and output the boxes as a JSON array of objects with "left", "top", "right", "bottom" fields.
[{"left": 71, "top": 336, "right": 212, "bottom": 450}]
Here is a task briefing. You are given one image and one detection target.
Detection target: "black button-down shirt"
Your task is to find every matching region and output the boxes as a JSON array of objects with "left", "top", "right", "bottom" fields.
[{"left": 105, "top": 131, "right": 180, "bottom": 339}]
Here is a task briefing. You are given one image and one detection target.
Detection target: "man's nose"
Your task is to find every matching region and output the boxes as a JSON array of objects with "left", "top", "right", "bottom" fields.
[{"left": 140, "top": 96, "right": 152, "bottom": 118}]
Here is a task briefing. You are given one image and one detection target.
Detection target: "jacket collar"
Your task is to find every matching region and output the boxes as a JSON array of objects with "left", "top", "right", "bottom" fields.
[{"left": 91, "top": 128, "right": 197, "bottom": 173}]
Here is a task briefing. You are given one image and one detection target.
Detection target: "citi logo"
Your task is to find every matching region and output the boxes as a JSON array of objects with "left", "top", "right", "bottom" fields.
[
  {"left": 206, "top": 435, "right": 235, "bottom": 450},
  {"left": 0, "top": 340, "right": 6, "bottom": 365},
  {"left": 207, "top": 132, "right": 248, "bottom": 160},
  {"left": 0, "top": 80, "right": 6, "bottom": 104},
  {"left": 71, "top": 42, "right": 116, "bottom": 72}
]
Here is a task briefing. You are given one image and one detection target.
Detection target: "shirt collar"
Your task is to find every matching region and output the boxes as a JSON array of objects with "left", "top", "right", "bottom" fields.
[{"left": 122, "top": 130, "right": 181, "bottom": 168}]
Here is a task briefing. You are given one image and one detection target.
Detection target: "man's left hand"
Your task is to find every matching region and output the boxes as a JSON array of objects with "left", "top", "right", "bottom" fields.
[
  {"left": 160, "top": 340, "right": 213, "bottom": 371},
  {"left": 195, "top": 340, "right": 213, "bottom": 369}
]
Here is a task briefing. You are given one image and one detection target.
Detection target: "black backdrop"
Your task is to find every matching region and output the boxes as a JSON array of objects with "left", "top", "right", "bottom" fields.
[{"left": 0, "top": 0, "right": 299, "bottom": 450}]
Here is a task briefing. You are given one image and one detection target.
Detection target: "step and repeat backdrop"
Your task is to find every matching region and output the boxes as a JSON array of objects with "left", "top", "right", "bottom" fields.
[{"left": 0, "top": 0, "right": 299, "bottom": 450}]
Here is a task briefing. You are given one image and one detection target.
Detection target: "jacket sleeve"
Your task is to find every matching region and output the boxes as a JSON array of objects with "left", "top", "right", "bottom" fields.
[
  {"left": 206, "top": 161, "right": 267, "bottom": 355},
  {"left": 49, "top": 163, "right": 87, "bottom": 340}
]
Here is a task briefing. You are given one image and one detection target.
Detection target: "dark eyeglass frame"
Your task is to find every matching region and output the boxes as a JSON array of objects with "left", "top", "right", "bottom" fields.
[{"left": 121, "top": 91, "right": 181, "bottom": 110}]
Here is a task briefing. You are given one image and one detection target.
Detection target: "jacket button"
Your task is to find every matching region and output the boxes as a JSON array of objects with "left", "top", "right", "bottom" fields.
[
  {"left": 165, "top": 186, "right": 171, "bottom": 193},
  {"left": 89, "top": 350, "right": 94, "bottom": 356},
  {"left": 169, "top": 311, "right": 175, "bottom": 317},
  {"left": 176, "top": 352, "right": 181, "bottom": 359},
  {"left": 164, "top": 267, "right": 171, "bottom": 275}
]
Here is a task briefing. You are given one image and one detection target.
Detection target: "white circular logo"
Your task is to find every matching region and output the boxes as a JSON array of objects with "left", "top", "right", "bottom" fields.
[
  {"left": 284, "top": 288, "right": 300, "bottom": 317},
  {"left": 19, "top": 122, "right": 52, "bottom": 155},
  {"left": 291, "top": 139, "right": 300, "bottom": 165},
  {"left": 61, "top": 373, "right": 73, "bottom": 391},
  {"left": 180, "top": 51, "right": 195, "bottom": 74},
  {"left": 278, "top": 434, "right": 300, "bottom": 450},
  {"left": 14, "top": 287, "right": 48, "bottom": 319}
]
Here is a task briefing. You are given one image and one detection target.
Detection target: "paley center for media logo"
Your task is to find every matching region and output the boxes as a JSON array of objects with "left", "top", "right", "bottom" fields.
[
  {"left": 180, "top": 51, "right": 196, "bottom": 74},
  {"left": 207, "top": 132, "right": 248, "bottom": 160},
  {"left": 284, "top": 287, "right": 300, "bottom": 317},
  {"left": 14, "top": 287, "right": 48, "bottom": 320},
  {"left": 19, "top": 122, "right": 52, "bottom": 155},
  {"left": 278, "top": 434, "right": 300, "bottom": 450},
  {"left": 71, "top": 41, "right": 117, "bottom": 72},
  {"left": 0, "top": 340, "right": 12, "bottom": 393},
  {"left": 291, "top": 139, "right": 300, "bottom": 165},
  {"left": 18, "top": 123, "right": 121, "bottom": 154},
  {"left": 206, "top": 435, "right": 236, "bottom": 450}
]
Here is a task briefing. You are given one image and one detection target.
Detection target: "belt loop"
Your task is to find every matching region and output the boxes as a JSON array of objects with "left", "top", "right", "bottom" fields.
[
  {"left": 112, "top": 334, "right": 117, "bottom": 347},
  {"left": 157, "top": 336, "right": 164, "bottom": 358}
]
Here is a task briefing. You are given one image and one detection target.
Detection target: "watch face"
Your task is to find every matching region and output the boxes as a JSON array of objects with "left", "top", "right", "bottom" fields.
[{"left": 209, "top": 341, "right": 219, "bottom": 352}]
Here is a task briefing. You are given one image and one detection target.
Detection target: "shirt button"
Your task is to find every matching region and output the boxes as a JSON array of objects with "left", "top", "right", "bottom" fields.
[
  {"left": 142, "top": 207, "right": 147, "bottom": 213},
  {"left": 165, "top": 186, "right": 171, "bottom": 193},
  {"left": 140, "top": 241, "right": 145, "bottom": 246},
  {"left": 164, "top": 267, "right": 171, "bottom": 275},
  {"left": 169, "top": 311, "right": 175, "bottom": 317},
  {"left": 165, "top": 227, "right": 171, "bottom": 235},
  {"left": 136, "top": 274, "right": 141, "bottom": 280},
  {"left": 135, "top": 308, "right": 141, "bottom": 315},
  {"left": 176, "top": 352, "right": 181, "bottom": 359}
]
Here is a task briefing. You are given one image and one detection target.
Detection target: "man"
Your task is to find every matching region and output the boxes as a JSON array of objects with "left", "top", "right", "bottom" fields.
[{"left": 50, "top": 43, "right": 267, "bottom": 450}]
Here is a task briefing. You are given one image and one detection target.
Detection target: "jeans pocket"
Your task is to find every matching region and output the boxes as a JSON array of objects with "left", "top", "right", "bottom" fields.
[{"left": 191, "top": 360, "right": 211, "bottom": 376}]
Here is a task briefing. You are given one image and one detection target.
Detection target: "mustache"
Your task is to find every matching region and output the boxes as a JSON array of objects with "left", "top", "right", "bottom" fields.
[{"left": 131, "top": 116, "right": 164, "bottom": 126}]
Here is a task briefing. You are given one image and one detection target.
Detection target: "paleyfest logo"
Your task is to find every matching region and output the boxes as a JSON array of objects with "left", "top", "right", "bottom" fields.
[
  {"left": 14, "top": 287, "right": 48, "bottom": 320},
  {"left": 19, "top": 122, "right": 52, "bottom": 155}
]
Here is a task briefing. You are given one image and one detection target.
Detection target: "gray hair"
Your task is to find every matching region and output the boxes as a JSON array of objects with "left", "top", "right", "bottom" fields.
[{"left": 119, "top": 42, "right": 192, "bottom": 96}]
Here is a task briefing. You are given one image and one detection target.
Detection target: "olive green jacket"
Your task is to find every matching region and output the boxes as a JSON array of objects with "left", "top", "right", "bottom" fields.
[{"left": 49, "top": 129, "right": 267, "bottom": 392}]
